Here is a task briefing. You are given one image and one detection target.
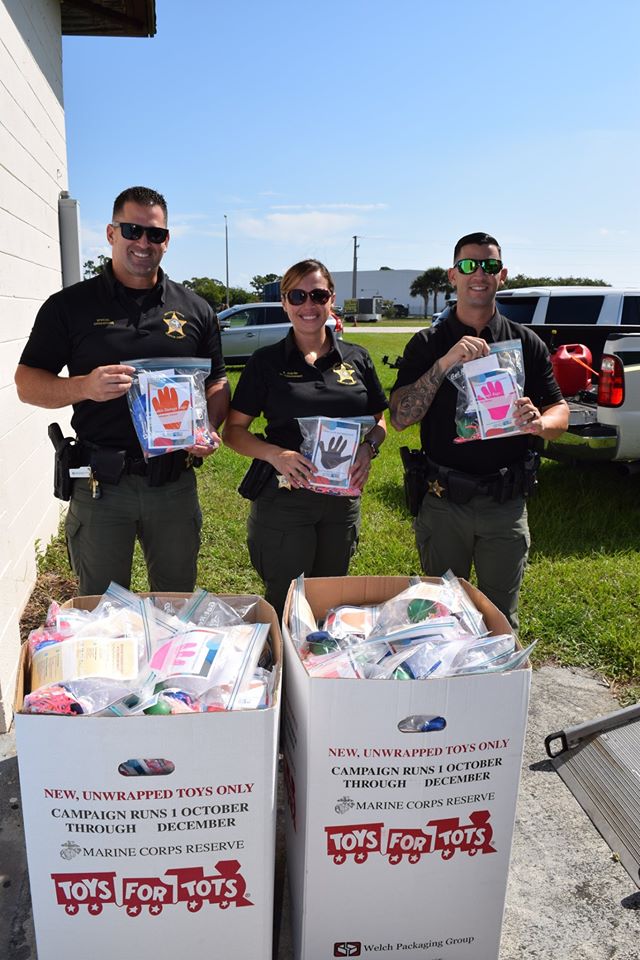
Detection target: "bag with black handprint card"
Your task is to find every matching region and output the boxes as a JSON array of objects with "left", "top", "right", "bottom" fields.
[
  {"left": 446, "top": 339, "right": 525, "bottom": 443},
  {"left": 122, "top": 357, "right": 213, "bottom": 458},
  {"left": 298, "top": 416, "right": 375, "bottom": 496}
]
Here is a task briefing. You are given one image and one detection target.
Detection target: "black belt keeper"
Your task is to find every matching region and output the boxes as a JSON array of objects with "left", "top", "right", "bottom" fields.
[{"left": 145, "top": 450, "right": 199, "bottom": 486}]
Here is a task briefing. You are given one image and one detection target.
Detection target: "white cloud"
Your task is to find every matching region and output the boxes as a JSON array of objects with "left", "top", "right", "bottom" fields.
[
  {"left": 271, "top": 202, "right": 387, "bottom": 212},
  {"left": 80, "top": 223, "right": 110, "bottom": 261},
  {"left": 236, "top": 211, "right": 360, "bottom": 244}
]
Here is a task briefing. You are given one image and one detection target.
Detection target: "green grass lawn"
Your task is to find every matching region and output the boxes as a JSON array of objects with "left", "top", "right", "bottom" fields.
[{"left": 37, "top": 331, "right": 640, "bottom": 700}]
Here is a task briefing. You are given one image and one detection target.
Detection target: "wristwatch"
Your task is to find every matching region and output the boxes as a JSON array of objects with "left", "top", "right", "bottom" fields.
[{"left": 365, "top": 437, "right": 380, "bottom": 459}]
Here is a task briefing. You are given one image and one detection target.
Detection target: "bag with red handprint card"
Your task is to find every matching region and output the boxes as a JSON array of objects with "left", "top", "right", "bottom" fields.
[
  {"left": 123, "top": 357, "right": 213, "bottom": 457},
  {"left": 447, "top": 339, "right": 525, "bottom": 442}
]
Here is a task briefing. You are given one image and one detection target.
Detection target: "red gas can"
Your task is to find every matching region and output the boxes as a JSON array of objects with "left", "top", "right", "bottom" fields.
[{"left": 551, "top": 344, "right": 592, "bottom": 396}]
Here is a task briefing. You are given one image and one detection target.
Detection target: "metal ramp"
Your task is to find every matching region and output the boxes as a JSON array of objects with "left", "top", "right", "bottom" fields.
[{"left": 545, "top": 702, "right": 640, "bottom": 888}]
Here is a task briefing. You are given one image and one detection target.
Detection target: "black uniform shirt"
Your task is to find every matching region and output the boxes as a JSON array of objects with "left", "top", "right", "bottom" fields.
[
  {"left": 391, "top": 307, "right": 564, "bottom": 474},
  {"left": 231, "top": 327, "right": 388, "bottom": 450},
  {"left": 19, "top": 264, "right": 226, "bottom": 455}
]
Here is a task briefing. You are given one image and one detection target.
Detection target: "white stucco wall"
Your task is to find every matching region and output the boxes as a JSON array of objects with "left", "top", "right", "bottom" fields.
[
  {"left": 0, "top": 0, "right": 69, "bottom": 730},
  {"left": 332, "top": 269, "right": 442, "bottom": 316}
]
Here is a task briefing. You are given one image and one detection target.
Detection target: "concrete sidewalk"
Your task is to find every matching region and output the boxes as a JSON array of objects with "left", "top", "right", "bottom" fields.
[{"left": 2, "top": 665, "right": 638, "bottom": 959}]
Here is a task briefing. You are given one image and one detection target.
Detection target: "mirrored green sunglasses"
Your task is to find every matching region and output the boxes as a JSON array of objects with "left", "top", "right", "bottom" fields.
[{"left": 454, "top": 258, "right": 503, "bottom": 275}]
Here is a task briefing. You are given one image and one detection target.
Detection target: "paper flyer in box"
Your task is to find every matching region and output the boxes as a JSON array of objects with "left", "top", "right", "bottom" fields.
[
  {"left": 309, "top": 418, "right": 361, "bottom": 489},
  {"left": 30, "top": 637, "right": 139, "bottom": 689},
  {"left": 145, "top": 373, "right": 196, "bottom": 449}
]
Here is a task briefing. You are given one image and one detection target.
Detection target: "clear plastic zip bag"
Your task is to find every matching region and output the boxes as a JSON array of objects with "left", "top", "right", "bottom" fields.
[
  {"left": 122, "top": 357, "right": 213, "bottom": 457},
  {"left": 447, "top": 339, "right": 525, "bottom": 442}
]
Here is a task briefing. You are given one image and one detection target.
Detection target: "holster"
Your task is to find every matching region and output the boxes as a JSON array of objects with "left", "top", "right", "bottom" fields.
[
  {"left": 48, "top": 423, "right": 84, "bottom": 501},
  {"left": 399, "top": 447, "right": 430, "bottom": 516},
  {"left": 238, "top": 458, "right": 275, "bottom": 501}
]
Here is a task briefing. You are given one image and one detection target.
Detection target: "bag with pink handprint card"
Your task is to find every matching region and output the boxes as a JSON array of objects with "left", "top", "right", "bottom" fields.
[
  {"left": 447, "top": 339, "right": 525, "bottom": 442},
  {"left": 122, "top": 357, "right": 213, "bottom": 457}
]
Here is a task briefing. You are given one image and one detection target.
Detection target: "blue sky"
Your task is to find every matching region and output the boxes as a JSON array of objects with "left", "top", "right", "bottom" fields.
[{"left": 62, "top": 0, "right": 640, "bottom": 290}]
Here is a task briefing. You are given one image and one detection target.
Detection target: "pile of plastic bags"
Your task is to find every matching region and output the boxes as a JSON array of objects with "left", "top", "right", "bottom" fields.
[
  {"left": 288, "top": 572, "right": 535, "bottom": 680},
  {"left": 22, "top": 583, "right": 276, "bottom": 716}
]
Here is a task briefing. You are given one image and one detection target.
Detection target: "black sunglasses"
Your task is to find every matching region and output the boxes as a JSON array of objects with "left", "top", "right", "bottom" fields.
[
  {"left": 454, "top": 258, "right": 503, "bottom": 276},
  {"left": 285, "top": 288, "right": 332, "bottom": 306},
  {"left": 111, "top": 221, "right": 169, "bottom": 244}
]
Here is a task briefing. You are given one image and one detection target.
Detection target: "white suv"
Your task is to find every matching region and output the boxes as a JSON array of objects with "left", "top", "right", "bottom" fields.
[
  {"left": 494, "top": 287, "right": 640, "bottom": 364},
  {"left": 218, "top": 302, "right": 343, "bottom": 364}
]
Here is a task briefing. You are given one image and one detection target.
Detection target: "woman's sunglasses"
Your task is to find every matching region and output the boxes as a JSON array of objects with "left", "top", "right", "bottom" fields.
[
  {"left": 111, "top": 221, "right": 169, "bottom": 244},
  {"left": 454, "top": 258, "right": 503, "bottom": 275},
  {"left": 285, "top": 288, "right": 332, "bottom": 306}
]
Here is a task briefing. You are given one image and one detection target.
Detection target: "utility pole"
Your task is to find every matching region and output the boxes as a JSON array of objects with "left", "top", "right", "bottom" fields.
[
  {"left": 351, "top": 235, "right": 358, "bottom": 297},
  {"left": 224, "top": 214, "right": 230, "bottom": 309},
  {"left": 351, "top": 235, "right": 359, "bottom": 327}
]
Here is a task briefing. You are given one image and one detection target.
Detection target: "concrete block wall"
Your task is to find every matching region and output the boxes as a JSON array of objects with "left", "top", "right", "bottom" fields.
[{"left": 0, "top": 0, "right": 70, "bottom": 730}]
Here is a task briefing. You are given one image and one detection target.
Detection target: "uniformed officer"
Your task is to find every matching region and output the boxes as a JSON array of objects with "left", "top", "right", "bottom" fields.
[
  {"left": 15, "top": 185, "right": 230, "bottom": 595},
  {"left": 390, "top": 232, "right": 569, "bottom": 630},
  {"left": 223, "top": 259, "right": 387, "bottom": 616}
]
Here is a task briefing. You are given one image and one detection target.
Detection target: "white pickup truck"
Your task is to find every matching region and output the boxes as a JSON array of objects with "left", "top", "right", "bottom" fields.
[
  {"left": 431, "top": 287, "right": 640, "bottom": 466},
  {"left": 541, "top": 333, "right": 640, "bottom": 468},
  {"left": 492, "top": 287, "right": 640, "bottom": 469}
]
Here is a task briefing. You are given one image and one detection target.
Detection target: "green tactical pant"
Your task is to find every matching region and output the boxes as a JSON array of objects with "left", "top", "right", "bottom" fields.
[
  {"left": 248, "top": 480, "right": 361, "bottom": 618},
  {"left": 414, "top": 491, "right": 531, "bottom": 633},
  {"left": 65, "top": 469, "right": 202, "bottom": 596}
]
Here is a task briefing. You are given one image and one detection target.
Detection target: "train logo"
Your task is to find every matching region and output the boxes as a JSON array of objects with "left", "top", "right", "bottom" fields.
[
  {"left": 325, "top": 811, "right": 496, "bottom": 865},
  {"left": 51, "top": 861, "right": 252, "bottom": 916},
  {"left": 325, "top": 822, "right": 385, "bottom": 865}
]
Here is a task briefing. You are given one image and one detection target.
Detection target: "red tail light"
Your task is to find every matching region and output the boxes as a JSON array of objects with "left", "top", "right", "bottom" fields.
[{"left": 597, "top": 354, "right": 625, "bottom": 407}]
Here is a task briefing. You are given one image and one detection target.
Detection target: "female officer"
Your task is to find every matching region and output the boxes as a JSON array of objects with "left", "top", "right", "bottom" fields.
[{"left": 223, "top": 259, "right": 387, "bottom": 616}]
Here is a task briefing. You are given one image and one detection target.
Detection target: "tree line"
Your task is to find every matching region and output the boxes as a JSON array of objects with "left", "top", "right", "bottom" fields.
[
  {"left": 83, "top": 259, "right": 281, "bottom": 311},
  {"left": 409, "top": 267, "right": 609, "bottom": 317}
]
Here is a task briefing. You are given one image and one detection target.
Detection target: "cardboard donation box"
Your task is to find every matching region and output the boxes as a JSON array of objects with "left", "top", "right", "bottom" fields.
[
  {"left": 14, "top": 594, "right": 281, "bottom": 960},
  {"left": 282, "top": 577, "right": 531, "bottom": 960}
]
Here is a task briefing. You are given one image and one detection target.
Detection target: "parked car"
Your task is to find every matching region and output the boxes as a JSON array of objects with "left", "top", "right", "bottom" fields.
[
  {"left": 218, "top": 302, "right": 343, "bottom": 364},
  {"left": 495, "top": 287, "right": 640, "bottom": 368}
]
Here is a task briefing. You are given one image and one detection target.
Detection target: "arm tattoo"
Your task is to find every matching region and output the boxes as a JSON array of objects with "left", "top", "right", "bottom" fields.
[{"left": 391, "top": 360, "right": 445, "bottom": 429}]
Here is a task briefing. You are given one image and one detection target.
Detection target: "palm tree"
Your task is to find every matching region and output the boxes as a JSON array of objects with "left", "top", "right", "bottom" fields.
[{"left": 410, "top": 267, "right": 452, "bottom": 317}]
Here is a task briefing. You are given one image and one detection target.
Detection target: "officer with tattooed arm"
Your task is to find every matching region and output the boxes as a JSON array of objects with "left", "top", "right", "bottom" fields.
[{"left": 389, "top": 232, "right": 568, "bottom": 630}]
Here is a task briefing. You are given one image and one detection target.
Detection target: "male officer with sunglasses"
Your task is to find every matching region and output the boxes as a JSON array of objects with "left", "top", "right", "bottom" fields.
[
  {"left": 390, "top": 232, "right": 568, "bottom": 630},
  {"left": 15, "top": 185, "right": 229, "bottom": 596}
]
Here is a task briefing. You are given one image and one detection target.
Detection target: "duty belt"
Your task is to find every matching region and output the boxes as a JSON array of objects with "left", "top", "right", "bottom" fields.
[
  {"left": 82, "top": 443, "right": 197, "bottom": 487},
  {"left": 424, "top": 453, "right": 538, "bottom": 505}
]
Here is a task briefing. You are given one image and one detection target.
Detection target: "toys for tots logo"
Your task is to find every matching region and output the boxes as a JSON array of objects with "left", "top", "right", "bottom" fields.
[
  {"left": 325, "top": 810, "right": 496, "bottom": 865},
  {"left": 50, "top": 860, "right": 252, "bottom": 916}
]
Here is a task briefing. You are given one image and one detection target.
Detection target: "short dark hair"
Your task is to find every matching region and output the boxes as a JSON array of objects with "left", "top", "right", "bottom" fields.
[
  {"left": 113, "top": 186, "right": 168, "bottom": 222},
  {"left": 453, "top": 232, "right": 501, "bottom": 262}
]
